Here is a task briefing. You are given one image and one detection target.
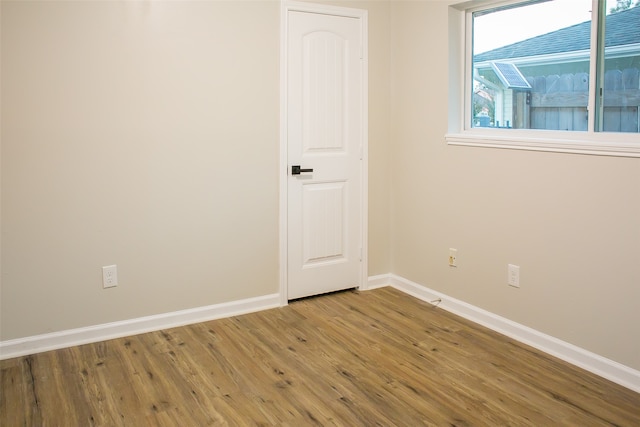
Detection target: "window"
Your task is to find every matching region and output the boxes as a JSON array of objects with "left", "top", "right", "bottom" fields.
[
  {"left": 447, "top": 0, "right": 640, "bottom": 157},
  {"left": 600, "top": 0, "right": 640, "bottom": 132}
]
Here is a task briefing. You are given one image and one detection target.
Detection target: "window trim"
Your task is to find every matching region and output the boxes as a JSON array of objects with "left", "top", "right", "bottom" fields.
[{"left": 446, "top": 0, "right": 640, "bottom": 158}]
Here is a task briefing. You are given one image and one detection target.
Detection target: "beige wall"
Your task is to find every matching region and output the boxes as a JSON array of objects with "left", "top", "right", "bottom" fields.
[
  {"left": 0, "top": 0, "right": 391, "bottom": 340},
  {"left": 390, "top": 0, "right": 640, "bottom": 370},
  {"left": 1, "top": 0, "right": 282, "bottom": 338}
]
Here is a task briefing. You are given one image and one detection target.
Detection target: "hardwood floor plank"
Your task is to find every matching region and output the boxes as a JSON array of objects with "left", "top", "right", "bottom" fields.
[
  {"left": 2, "top": 287, "right": 639, "bottom": 426},
  {"left": 1, "top": 357, "right": 41, "bottom": 425}
]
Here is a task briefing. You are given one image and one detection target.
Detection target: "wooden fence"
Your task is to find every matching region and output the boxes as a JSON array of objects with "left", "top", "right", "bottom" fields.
[{"left": 519, "top": 68, "right": 640, "bottom": 132}]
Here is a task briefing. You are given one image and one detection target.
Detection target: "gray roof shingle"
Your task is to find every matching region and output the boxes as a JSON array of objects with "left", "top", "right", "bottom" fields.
[{"left": 474, "top": 6, "right": 640, "bottom": 62}]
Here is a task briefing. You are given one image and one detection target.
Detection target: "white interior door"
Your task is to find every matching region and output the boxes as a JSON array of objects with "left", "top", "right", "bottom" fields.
[{"left": 286, "top": 8, "right": 366, "bottom": 300}]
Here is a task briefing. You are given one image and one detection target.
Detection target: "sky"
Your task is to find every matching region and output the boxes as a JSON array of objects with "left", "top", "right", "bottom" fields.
[{"left": 473, "top": 0, "right": 620, "bottom": 54}]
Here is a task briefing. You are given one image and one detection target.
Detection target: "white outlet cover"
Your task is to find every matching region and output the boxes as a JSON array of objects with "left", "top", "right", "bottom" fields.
[
  {"left": 102, "top": 265, "right": 118, "bottom": 288},
  {"left": 449, "top": 248, "right": 457, "bottom": 267},
  {"left": 508, "top": 264, "right": 520, "bottom": 288}
]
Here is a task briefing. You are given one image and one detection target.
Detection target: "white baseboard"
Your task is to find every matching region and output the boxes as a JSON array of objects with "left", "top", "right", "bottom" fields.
[
  {"left": 365, "top": 273, "right": 392, "bottom": 290},
  {"left": 4, "top": 276, "right": 639, "bottom": 394},
  {"left": 370, "top": 273, "right": 640, "bottom": 393},
  {"left": 0, "top": 293, "right": 281, "bottom": 360}
]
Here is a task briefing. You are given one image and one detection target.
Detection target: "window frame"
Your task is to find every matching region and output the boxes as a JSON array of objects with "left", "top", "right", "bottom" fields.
[{"left": 445, "top": 0, "right": 640, "bottom": 157}]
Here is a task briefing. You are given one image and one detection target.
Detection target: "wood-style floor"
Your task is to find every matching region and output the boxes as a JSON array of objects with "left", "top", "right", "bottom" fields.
[{"left": 1, "top": 287, "right": 639, "bottom": 426}]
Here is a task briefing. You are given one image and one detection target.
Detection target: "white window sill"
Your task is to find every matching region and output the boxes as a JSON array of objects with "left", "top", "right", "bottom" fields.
[{"left": 445, "top": 130, "right": 640, "bottom": 158}]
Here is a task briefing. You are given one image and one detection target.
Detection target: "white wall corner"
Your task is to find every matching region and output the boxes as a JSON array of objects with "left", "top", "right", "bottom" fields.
[
  {"left": 0, "top": 293, "right": 281, "bottom": 360},
  {"left": 368, "top": 273, "right": 640, "bottom": 393},
  {"left": 366, "top": 274, "right": 393, "bottom": 290}
]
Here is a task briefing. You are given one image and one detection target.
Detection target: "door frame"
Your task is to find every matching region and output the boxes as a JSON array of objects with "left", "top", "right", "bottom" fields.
[{"left": 279, "top": 0, "right": 368, "bottom": 305}]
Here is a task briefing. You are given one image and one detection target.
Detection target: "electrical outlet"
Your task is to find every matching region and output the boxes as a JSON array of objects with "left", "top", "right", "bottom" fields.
[
  {"left": 102, "top": 265, "right": 118, "bottom": 288},
  {"left": 508, "top": 264, "right": 520, "bottom": 288},
  {"left": 449, "top": 248, "right": 457, "bottom": 267}
]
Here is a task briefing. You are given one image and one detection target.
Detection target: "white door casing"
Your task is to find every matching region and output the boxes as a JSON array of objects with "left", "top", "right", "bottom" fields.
[{"left": 280, "top": 2, "right": 368, "bottom": 302}]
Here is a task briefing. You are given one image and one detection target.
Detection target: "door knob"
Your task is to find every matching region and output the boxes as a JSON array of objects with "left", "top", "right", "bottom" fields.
[{"left": 292, "top": 165, "right": 313, "bottom": 175}]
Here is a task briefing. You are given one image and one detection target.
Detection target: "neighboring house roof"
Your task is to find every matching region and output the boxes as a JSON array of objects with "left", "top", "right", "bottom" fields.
[{"left": 474, "top": 6, "right": 640, "bottom": 62}]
